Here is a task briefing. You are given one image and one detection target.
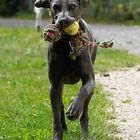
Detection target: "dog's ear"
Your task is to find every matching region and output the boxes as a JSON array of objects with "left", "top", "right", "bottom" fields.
[
  {"left": 34, "top": 0, "right": 50, "bottom": 8},
  {"left": 80, "top": 0, "right": 90, "bottom": 8}
]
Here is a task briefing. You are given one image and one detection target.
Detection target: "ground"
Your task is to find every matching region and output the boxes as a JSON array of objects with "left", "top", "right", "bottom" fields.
[{"left": 96, "top": 66, "right": 140, "bottom": 140}]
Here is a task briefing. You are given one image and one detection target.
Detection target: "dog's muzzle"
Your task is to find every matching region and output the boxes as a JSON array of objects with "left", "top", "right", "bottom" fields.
[{"left": 56, "top": 17, "right": 75, "bottom": 28}]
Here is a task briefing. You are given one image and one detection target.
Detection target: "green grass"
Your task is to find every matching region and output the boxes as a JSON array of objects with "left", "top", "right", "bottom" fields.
[
  {"left": 14, "top": 12, "right": 140, "bottom": 26},
  {"left": 14, "top": 11, "right": 140, "bottom": 26},
  {"left": 15, "top": 12, "right": 35, "bottom": 20},
  {"left": 15, "top": 11, "right": 50, "bottom": 20},
  {"left": 0, "top": 27, "right": 140, "bottom": 140},
  {"left": 122, "top": 98, "right": 132, "bottom": 104},
  {"left": 95, "top": 48, "right": 140, "bottom": 73}
]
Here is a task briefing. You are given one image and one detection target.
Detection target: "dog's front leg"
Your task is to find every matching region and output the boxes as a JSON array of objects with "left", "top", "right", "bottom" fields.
[
  {"left": 50, "top": 83, "right": 63, "bottom": 140},
  {"left": 66, "top": 79, "right": 95, "bottom": 121}
]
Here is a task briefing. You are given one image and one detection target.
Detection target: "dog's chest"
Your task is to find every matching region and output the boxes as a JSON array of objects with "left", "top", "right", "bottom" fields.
[
  {"left": 48, "top": 42, "right": 81, "bottom": 79},
  {"left": 49, "top": 50, "right": 78, "bottom": 72}
]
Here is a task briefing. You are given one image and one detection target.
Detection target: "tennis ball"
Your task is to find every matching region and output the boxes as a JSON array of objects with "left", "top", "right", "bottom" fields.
[{"left": 63, "top": 21, "right": 79, "bottom": 36}]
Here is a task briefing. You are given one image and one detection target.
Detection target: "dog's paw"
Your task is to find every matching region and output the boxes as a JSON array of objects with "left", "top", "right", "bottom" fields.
[{"left": 66, "top": 97, "right": 83, "bottom": 121}]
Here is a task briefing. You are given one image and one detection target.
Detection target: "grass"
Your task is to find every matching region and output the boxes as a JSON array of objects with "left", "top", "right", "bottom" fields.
[
  {"left": 15, "top": 11, "right": 50, "bottom": 20},
  {"left": 122, "top": 98, "right": 132, "bottom": 104},
  {"left": 14, "top": 11, "right": 140, "bottom": 26},
  {"left": 0, "top": 27, "right": 140, "bottom": 140},
  {"left": 15, "top": 12, "right": 35, "bottom": 20},
  {"left": 95, "top": 48, "right": 140, "bottom": 73}
]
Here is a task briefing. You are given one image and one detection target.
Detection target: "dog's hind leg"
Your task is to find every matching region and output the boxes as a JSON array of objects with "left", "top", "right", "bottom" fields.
[
  {"left": 80, "top": 92, "right": 94, "bottom": 138},
  {"left": 61, "top": 102, "right": 67, "bottom": 131},
  {"left": 50, "top": 83, "right": 63, "bottom": 140}
]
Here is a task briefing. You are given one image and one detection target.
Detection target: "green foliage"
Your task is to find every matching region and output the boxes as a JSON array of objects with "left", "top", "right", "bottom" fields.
[
  {"left": 0, "top": 27, "right": 140, "bottom": 139},
  {"left": 0, "top": 0, "right": 20, "bottom": 16},
  {"left": 0, "top": 0, "right": 140, "bottom": 23},
  {"left": 83, "top": 0, "right": 140, "bottom": 23}
]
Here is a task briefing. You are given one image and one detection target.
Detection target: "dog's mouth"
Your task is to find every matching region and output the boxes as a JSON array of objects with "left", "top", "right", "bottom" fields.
[{"left": 55, "top": 16, "right": 76, "bottom": 28}]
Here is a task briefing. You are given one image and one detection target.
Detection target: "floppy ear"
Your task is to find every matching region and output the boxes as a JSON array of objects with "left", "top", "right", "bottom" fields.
[
  {"left": 80, "top": 0, "right": 90, "bottom": 8},
  {"left": 34, "top": 0, "right": 50, "bottom": 8}
]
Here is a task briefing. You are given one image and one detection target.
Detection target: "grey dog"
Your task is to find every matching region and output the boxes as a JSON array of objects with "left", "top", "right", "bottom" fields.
[{"left": 35, "top": 0, "right": 96, "bottom": 139}]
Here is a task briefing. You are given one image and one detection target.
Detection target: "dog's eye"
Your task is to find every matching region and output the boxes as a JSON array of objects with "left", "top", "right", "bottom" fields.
[
  {"left": 53, "top": 4, "right": 61, "bottom": 11},
  {"left": 69, "top": 4, "right": 76, "bottom": 10}
]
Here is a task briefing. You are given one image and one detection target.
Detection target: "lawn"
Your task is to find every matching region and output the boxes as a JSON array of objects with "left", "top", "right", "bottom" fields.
[{"left": 0, "top": 28, "right": 140, "bottom": 140}]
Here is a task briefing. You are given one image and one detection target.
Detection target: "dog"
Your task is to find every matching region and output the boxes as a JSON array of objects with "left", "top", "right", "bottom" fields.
[
  {"left": 35, "top": 0, "right": 97, "bottom": 139},
  {"left": 34, "top": 6, "right": 44, "bottom": 31}
]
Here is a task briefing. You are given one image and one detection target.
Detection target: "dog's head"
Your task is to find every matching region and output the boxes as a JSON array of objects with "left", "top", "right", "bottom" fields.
[{"left": 35, "top": 0, "right": 90, "bottom": 27}]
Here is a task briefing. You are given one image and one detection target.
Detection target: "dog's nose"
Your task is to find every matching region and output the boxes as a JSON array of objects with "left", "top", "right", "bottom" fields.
[{"left": 59, "top": 17, "right": 69, "bottom": 27}]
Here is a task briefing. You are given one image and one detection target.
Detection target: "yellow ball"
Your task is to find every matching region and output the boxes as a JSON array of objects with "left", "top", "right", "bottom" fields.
[{"left": 63, "top": 21, "right": 79, "bottom": 36}]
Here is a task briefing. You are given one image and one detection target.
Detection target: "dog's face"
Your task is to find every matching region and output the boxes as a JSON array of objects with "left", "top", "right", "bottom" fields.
[
  {"left": 50, "top": 0, "right": 81, "bottom": 27},
  {"left": 35, "top": 0, "right": 90, "bottom": 27}
]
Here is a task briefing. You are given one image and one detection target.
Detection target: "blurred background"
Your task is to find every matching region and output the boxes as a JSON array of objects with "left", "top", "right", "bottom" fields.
[{"left": 0, "top": 0, "right": 140, "bottom": 24}]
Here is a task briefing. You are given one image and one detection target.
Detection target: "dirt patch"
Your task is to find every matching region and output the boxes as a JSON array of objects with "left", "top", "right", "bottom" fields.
[{"left": 96, "top": 65, "right": 140, "bottom": 140}]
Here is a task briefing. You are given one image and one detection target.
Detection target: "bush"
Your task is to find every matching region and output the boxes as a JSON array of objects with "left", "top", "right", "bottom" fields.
[
  {"left": 0, "top": 0, "right": 20, "bottom": 16},
  {"left": 0, "top": 0, "right": 139, "bottom": 23},
  {"left": 132, "top": 8, "right": 140, "bottom": 21},
  {"left": 82, "top": 0, "right": 140, "bottom": 23}
]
